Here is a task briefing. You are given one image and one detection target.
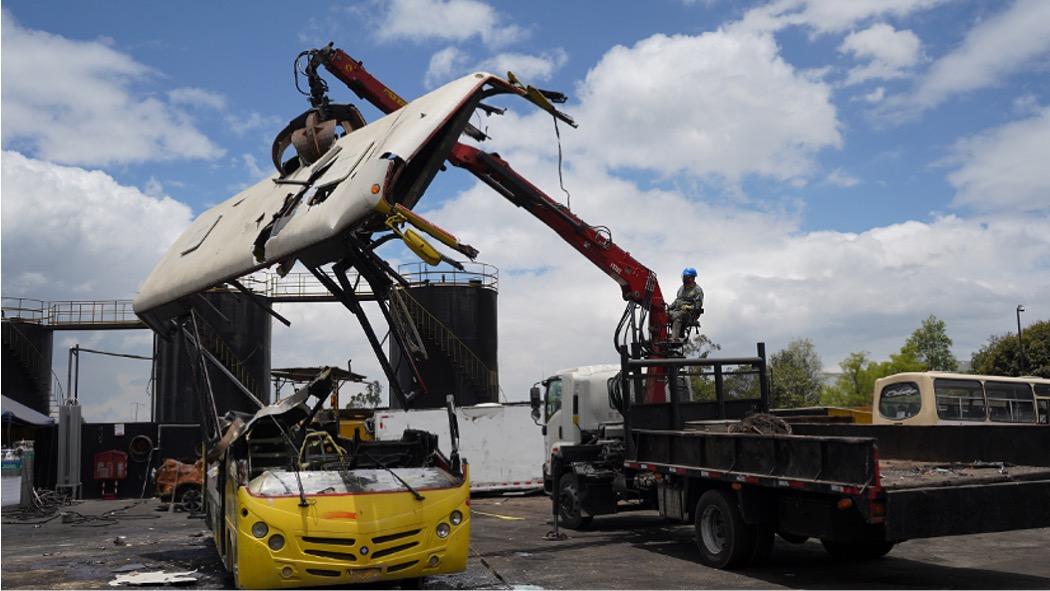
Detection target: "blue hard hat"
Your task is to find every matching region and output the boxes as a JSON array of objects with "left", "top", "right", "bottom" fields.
[{"left": 682, "top": 267, "right": 697, "bottom": 278}]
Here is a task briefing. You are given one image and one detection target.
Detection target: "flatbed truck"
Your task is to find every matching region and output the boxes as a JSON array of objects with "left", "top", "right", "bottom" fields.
[{"left": 539, "top": 346, "right": 1050, "bottom": 568}]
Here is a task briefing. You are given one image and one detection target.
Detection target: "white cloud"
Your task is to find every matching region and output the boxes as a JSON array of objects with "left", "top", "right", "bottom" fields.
[
  {"left": 168, "top": 87, "right": 226, "bottom": 110},
  {"left": 825, "top": 168, "right": 860, "bottom": 187},
  {"left": 424, "top": 47, "right": 471, "bottom": 88},
  {"left": 738, "top": 0, "right": 943, "bottom": 35},
  {"left": 478, "top": 49, "right": 568, "bottom": 81},
  {"left": 893, "top": 0, "right": 1050, "bottom": 114},
  {"left": 424, "top": 47, "right": 568, "bottom": 88},
  {"left": 226, "top": 111, "right": 283, "bottom": 136},
  {"left": 1, "top": 151, "right": 194, "bottom": 298},
  {"left": 570, "top": 31, "right": 841, "bottom": 183},
  {"left": 0, "top": 13, "right": 225, "bottom": 166},
  {"left": 945, "top": 107, "right": 1050, "bottom": 213},
  {"left": 839, "top": 23, "right": 921, "bottom": 86},
  {"left": 859, "top": 86, "right": 886, "bottom": 103},
  {"left": 374, "top": 0, "right": 527, "bottom": 48}
]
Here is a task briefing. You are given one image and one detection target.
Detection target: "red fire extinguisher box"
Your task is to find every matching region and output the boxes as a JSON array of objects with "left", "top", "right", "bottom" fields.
[{"left": 93, "top": 450, "right": 128, "bottom": 481}]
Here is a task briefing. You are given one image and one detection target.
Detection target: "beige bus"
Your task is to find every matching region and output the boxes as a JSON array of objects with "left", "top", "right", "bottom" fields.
[{"left": 873, "top": 372, "right": 1050, "bottom": 426}]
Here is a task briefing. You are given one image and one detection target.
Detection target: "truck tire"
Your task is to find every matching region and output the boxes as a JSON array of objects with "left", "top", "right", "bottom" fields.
[
  {"left": 558, "top": 472, "right": 592, "bottom": 529},
  {"left": 177, "top": 486, "right": 203, "bottom": 513},
  {"left": 820, "top": 539, "right": 895, "bottom": 561},
  {"left": 694, "top": 489, "right": 756, "bottom": 569}
]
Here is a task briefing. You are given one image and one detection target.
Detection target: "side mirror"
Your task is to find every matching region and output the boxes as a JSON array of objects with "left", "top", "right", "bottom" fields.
[{"left": 533, "top": 386, "right": 541, "bottom": 424}]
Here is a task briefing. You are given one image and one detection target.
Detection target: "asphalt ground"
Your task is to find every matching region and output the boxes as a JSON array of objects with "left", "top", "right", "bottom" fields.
[{"left": 2, "top": 496, "right": 1049, "bottom": 589}]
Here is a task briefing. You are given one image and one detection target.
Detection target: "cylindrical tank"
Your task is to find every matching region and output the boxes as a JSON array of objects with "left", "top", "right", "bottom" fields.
[
  {"left": 1, "top": 320, "right": 54, "bottom": 415},
  {"left": 152, "top": 290, "right": 271, "bottom": 423},
  {"left": 389, "top": 263, "right": 498, "bottom": 409}
]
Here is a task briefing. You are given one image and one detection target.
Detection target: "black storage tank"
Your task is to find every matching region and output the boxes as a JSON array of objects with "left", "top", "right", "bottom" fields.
[
  {"left": 1, "top": 320, "right": 55, "bottom": 415},
  {"left": 152, "top": 290, "right": 271, "bottom": 423},
  {"left": 389, "top": 263, "right": 499, "bottom": 409}
]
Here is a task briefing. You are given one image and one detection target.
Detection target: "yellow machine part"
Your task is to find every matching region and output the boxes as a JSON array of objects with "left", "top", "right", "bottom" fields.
[
  {"left": 338, "top": 418, "right": 374, "bottom": 441},
  {"left": 226, "top": 468, "right": 470, "bottom": 589}
]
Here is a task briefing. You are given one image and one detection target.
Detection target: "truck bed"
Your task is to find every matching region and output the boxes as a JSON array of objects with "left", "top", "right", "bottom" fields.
[{"left": 879, "top": 459, "right": 1050, "bottom": 490}]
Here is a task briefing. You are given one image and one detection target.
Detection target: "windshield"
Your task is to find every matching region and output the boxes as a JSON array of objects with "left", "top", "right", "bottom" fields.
[
  {"left": 545, "top": 379, "right": 563, "bottom": 422},
  {"left": 246, "top": 468, "right": 460, "bottom": 498}
]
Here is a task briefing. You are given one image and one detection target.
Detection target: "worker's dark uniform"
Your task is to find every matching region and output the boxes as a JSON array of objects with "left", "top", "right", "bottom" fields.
[{"left": 669, "top": 283, "right": 704, "bottom": 340}]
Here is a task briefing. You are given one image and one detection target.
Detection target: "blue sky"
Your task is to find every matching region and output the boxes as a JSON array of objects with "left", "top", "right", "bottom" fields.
[{"left": 3, "top": 0, "right": 1048, "bottom": 420}]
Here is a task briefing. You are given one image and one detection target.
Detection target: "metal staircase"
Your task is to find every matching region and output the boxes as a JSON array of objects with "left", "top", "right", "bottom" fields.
[
  {"left": 389, "top": 287, "right": 499, "bottom": 401},
  {"left": 190, "top": 315, "right": 264, "bottom": 399}
]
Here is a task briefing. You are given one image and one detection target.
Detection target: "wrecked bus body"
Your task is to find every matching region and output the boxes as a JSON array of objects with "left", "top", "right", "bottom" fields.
[
  {"left": 209, "top": 371, "right": 468, "bottom": 588},
  {"left": 132, "top": 70, "right": 570, "bottom": 588}
]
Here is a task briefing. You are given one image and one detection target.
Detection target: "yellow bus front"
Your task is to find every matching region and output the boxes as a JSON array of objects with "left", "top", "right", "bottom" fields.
[{"left": 228, "top": 466, "right": 469, "bottom": 589}]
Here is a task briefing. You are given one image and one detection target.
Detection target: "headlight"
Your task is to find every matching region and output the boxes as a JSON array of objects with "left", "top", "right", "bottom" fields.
[
  {"left": 450, "top": 510, "right": 463, "bottom": 526},
  {"left": 251, "top": 522, "right": 268, "bottom": 538},
  {"left": 435, "top": 523, "right": 451, "bottom": 538},
  {"left": 268, "top": 534, "right": 285, "bottom": 551}
]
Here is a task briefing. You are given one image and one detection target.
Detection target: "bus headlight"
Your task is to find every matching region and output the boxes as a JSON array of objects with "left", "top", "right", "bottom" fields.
[
  {"left": 435, "top": 523, "right": 451, "bottom": 538},
  {"left": 268, "top": 534, "right": 285, "bottom": 551},
  {"left": 450, "top": 510, "right": 463, "bottom": 526},
  {"left": 251, "top": 522, "right": 269, "bottom": 538}
]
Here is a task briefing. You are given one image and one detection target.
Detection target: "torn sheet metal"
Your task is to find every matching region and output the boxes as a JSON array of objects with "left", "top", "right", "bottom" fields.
[
  {"left": 133, "top": 72, "right": 517, "bottom": 327},
  {"left": 108, "top": 570, "right": 198, "bottom": 586}
]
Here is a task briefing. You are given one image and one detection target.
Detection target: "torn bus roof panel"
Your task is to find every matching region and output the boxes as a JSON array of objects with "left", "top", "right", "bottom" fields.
[{"left": 133, "top": 72, "right": 506, "bottom": 325}]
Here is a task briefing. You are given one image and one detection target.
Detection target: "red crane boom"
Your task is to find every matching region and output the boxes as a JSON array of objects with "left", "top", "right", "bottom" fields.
[{"left": 313, "top": 47, "right": 671, "bottom": 403}]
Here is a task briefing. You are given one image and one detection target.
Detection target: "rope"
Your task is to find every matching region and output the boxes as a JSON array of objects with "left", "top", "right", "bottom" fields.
[{"left": 552, "top": 115, "right": 572, "bottom": 209}]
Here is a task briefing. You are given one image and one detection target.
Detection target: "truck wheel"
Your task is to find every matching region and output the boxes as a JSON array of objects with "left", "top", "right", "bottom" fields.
[
  {"left": 821, "top": 539, "right": 895, "bottom": 561},
  {"left": 694, "top": 489, "right": 756, "bottom": 569},
  {"left": 177, "top": 486, "right": 203, "bottom": 513},
  {"left": 558, "top": 472, "right": 592, "bottom": 529}
]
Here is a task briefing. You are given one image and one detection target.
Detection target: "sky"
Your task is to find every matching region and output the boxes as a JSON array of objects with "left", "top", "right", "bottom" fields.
[{"left": 2, "top": 0, "right": 1048, "bottom": 421}]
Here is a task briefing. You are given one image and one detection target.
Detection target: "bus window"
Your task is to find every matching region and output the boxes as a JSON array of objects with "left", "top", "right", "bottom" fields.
[
  {"left": 985, "top": 381, "right": 1036, "bottom": 423},
  {"left": 879, "top": 382, "right": 921, "bottom": 420},
  {"left": 545, "top": 379, "right": 563, "bottom": 422},
  {"left": 1035, "top": 384, "right": 1050, "bottom": 424},
  {"left": 934, "top": 379, "right": 986, "bottom": 421}
]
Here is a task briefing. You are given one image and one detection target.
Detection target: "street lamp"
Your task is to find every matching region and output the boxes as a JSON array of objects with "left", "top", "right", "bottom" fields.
[{"left": 1016, "top": 305, "right": 1026, "bottom": 375}]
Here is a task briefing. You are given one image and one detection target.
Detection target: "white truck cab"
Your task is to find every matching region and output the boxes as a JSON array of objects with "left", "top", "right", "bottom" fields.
[{"left": 530, "top": 365, "right": 623, "bottom": 491}]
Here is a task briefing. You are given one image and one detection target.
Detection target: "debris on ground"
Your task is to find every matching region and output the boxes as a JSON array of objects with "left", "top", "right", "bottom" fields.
[
  {"left": 109, "top": 570, "right": 198, "bottom": 586},
  {"left": 111, "top": 563, "right": 150, "bottom": 573}
]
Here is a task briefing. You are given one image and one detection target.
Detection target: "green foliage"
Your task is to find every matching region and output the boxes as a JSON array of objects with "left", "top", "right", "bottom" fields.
[
  {"left": 683, "top": 334, "right": 720, "bottom": 401},
  {"left": 970, "top": 320, "right": 1050, "bottom": 378},
  {"left": 821, "top": 348, "right": 926, "bottom": 407},
  {"left": 904, "top": 315, "right": 959, "bottom": 371},
  {"left": 346, "top": 380, "right": 383, "bottom": 409},
  {"left": 769, "top": 338, "right": 824, "bottom": 408}
]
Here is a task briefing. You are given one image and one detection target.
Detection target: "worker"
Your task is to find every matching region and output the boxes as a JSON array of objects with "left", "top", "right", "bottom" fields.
[{"left": 669, "top": 267, "right": 704, "bottom": 340}]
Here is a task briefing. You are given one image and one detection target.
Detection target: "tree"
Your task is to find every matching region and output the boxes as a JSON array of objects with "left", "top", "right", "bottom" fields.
[
  {"left": 821, "top": 348, "right": 926, "bottom": 407},
  {"left": 971, "top": 320, "right": 1050, "bottom": 378},
  {"left": 346, "top": 380, "right": 383, "bottom": 409},
  {"left": 770, "top": 338, "right": 824, "bottom": 408},
  {"left": 683, "top": 334, "right": 720, "bottom": 401},
  {"left": 904, "top": 315, "right": 959, "bottom": 371}
]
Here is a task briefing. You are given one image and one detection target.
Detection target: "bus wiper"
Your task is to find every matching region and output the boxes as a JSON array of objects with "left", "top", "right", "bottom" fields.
[
  {"left": 362, "top": 452, "right": 425, "bottom": 502},
  {"left": 268, "top": 416, "right": 310, "bottom": 507}
]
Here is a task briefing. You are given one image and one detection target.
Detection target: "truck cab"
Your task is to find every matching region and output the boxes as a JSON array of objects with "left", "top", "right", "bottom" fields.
[{"left": 531, "top": 365, "right": 622, "bottom": 491}]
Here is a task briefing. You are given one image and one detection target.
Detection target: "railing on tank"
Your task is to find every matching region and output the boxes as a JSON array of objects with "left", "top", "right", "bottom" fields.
[
  {"left": 397, "top": 262, "right": 499, "bottom": 290},
  {"left": 2, "top": 297, "right": 143, "bottom": 329},
  {"left": 1, "top": 297, "right": 49, "bottom": 323}
]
